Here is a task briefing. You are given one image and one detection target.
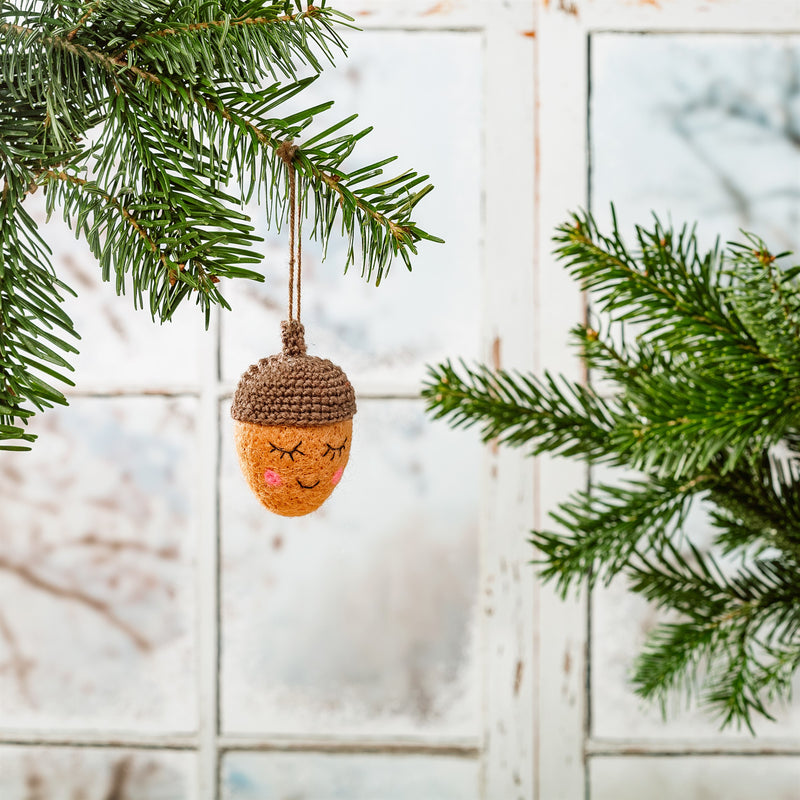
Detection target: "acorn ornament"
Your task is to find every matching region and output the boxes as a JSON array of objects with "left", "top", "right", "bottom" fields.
[
  {"left": 231, "top": 140, "right": 356, "bottom": 517},
  {"left": 232, "top": 320, "right": 356, "bottom": 516}
]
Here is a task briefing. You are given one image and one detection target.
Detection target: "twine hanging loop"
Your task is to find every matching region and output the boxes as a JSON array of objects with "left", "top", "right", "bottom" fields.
[{"left": 277, "top": 139, "right": 302, "bottom": 324}]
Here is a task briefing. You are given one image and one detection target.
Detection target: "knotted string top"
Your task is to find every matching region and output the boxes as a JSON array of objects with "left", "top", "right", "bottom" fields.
[{"left": 281, "top": 319, "right": 306, "bottom": 357}]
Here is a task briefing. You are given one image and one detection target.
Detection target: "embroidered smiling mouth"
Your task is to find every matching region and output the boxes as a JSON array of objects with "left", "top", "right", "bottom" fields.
[{"left": 296, "top": 478, "right": 320, "bottom": 490}]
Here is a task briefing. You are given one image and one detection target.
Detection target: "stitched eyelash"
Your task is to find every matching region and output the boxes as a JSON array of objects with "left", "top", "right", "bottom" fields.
[
  {"left": 321, "top": 437, "right": 347, "bottom": 461},
  {"left": 269, "top": 441, "right": 305, "bottom": 461}
]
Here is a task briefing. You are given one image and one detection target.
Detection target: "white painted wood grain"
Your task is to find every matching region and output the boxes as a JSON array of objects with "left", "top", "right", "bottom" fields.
[
  {"left": 480, "top": 3, "right": 538, "bottom": 798},
  {"left": 561, "top": 0, "right": 800, "bottom": 33},
  {"left": 196, "top": 309, "right": 222, "bottom": 798},
  {"left": 590, "top": 755, "right": 800, "bottom": 800},
  {"left": 534, "top": 3, "right": 591, "bottom": 798}
]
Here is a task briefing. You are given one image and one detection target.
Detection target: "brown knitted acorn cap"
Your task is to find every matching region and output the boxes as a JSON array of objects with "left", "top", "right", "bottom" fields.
[{"left": 231, "top": 320, "right": 357, "bottom": 426}]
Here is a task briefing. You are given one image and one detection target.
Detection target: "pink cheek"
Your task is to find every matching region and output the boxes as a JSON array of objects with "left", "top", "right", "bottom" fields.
[
  {"left": 331, "top": 467, "right": 344, "bottom": 486},
  {"left": 264, "top": 469, "right": 282, "bottom": 487}
]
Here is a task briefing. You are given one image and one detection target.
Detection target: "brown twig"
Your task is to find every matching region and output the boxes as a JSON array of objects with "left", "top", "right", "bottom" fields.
[
  {"left": 0, "top": 608, "right": 35, "bottom": 704},
  {"left": 42, "top": 170, "right": 223, "bottom": 287},
  {"left": 104, "top": 756, "right": 133, "bottom": 800},
  {"left": 0, "top": 555, "right": 151, "bottom": 651},
  {"left": 41, "top": 169, "right": 173, "bottom": 272},
  {"left": 66, "top": 0, "right": 104, "bottom": 41},
  {"left": 120, "top": 5, "right": 322, "bottom": 53},
  {"left": 41, "top": 533, "right": 179, "bottom": 560},
  {"left": 1, "top": 23, "right": 163, "bottom": 86},
  {"left": 762, "top": 254, "right": 800, "bottom": 343}
]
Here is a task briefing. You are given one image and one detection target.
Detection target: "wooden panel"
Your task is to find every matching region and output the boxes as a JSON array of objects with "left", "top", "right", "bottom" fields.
[
  {"left": 0, "top": 746, "right": 196, "bottom": 799},
  {"left": 222, "top": 752, "right": 479, "bottom": 799},
  {"left": 535, "top": 3, "right": 591, "bottom": 798},
  {"left": 546, "top": 0, "right": 800, "bottom": 32},
  {"left": 590, "top": 755, "right": 800, "bottom": 800},
  {"left": 220, "top": 400, "right": 482, "bottom": 737},
  {"left": 480, "top": 2, "right": 537, "bottom": 798},
  {"left": 330, "top": 0, "right": 533, "bottom": 31},
  {"left": 0, "top": 398, "right": 198, "bottom": 733}
]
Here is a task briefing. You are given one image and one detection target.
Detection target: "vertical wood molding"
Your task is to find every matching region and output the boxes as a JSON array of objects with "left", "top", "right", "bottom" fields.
[
  {"left": 535, "top": 4, "right": 591, "bottom": 799},
  {"left": 197, "top": 308, "right": 222, "bottom": 799},
  {"left": 480, "top": 4, "right": 537, "bottom": 798}
]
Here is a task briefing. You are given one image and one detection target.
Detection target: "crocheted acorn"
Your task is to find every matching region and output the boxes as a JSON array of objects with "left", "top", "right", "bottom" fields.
[{"left": 231, "top": 320, "right": 356, "bottom": 517}]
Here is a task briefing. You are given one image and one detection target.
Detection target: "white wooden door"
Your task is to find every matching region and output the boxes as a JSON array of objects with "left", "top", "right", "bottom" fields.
[{"left": 1, "top": 1, "right": 799, "bottom": 798}]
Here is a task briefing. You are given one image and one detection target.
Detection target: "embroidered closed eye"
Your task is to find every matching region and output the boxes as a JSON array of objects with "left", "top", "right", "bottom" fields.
[
  {"left": 321, "top": 437, "right": 348, "bottom": 461},
  {"left": 269, "top": 441, "right": 305, "bottom": 461}
]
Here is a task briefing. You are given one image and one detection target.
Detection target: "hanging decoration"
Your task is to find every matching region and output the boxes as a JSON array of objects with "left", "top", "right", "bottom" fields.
[{"left": 231, "top": 141, "right": 357, "bottom": 517}]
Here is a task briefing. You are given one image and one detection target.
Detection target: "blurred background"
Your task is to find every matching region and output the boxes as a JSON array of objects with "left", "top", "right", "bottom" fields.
[{"left": 0, "top": 1, "right": 798, "bottom": 798}]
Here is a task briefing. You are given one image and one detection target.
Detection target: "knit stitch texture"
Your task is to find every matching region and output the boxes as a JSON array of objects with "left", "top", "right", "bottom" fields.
[{"left": 231, "top": 320, "right": 357, "bottom": 426}]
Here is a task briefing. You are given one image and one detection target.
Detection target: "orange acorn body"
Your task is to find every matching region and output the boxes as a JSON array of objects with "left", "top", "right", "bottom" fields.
[{"left": 231, "top": 321, "right": 356, "bottom": 517}]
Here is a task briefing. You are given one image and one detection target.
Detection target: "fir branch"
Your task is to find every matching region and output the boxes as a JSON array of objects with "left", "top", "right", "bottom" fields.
[
  {"left": 185, "top": 91, "right": 435, "bottom": 281},
  {"left": 557, "top": 215, "right": 800, "bottom": 478},
  {"left": 633, "top": 618, "right": 726, "bottom": 721},
  {"left": 709, "top": 452, "right": 800, "bottom": 561},
  {"left": 4, "top": 5, "right": 438, "bottom": 282},
  {"left": 423, "top": 359, "right": 620, "bottom": 460},
  {"left": 531, "top": 474, "right": 706, "bottom": 595},
  {"left": 2, "top": 21, "right": 155, "bottom": 84},
  {"left": 611, "top": 367, "right": 800, "bottom": 478},
  {"left": 1, "top": 0, "right": 441, "bottom": 444},
  {"left": 572, "top": 319, "right": 672, "bottom": 387},
  {"left": 727, "top": 233, "right": 800, "bottom": 369},
  {"left": 118, "top": 4, "right": 340, "bottom": 55},
  {"left": 554, "top": 209, "right": 759, "bottom": 358},
  {"left": 45, "top": 169, "right": 172, "bottom": 270},
  {"left": 630, "top": 542, "right": 800, "bottom": 730},
  {"left": 0, "top": 200, "right": 78, "bottom": 450},
  {"left": 426, "top": 210, "right": 800, "bottom": 730},
  {"left": 42, "top": 168, "right": 264, "bottom": 322}
]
